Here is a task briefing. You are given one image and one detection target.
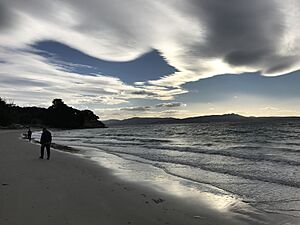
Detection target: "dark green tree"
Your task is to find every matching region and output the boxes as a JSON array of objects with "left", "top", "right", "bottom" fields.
[
  {"left": 47, "top": 99, "right": 84, "bottom": 128},
  {"left": 0, "top": 97, "right": 105, "bottom": 128},
  {"left": 0, "top": 98, "right": 13, "bottom": 126}
]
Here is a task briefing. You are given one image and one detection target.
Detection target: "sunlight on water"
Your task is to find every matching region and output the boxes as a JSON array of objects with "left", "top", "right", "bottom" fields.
[
  {"left": 32, "top": 121, "right": 300, "bottom": 222},
  {"left": 90, "top": 150, "right": 241, "bottom": 213}
]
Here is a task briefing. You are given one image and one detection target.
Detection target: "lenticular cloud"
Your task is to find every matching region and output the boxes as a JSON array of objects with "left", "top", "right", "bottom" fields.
[{"left": 0, "top": 0, "right": 299, "bottom": 94}]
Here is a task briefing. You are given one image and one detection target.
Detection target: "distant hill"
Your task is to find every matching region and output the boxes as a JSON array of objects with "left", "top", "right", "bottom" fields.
[
  {"left": 0, "top": 98, "right": 106, "bottom": 129},
  {"left": 104, "top": 113, "right": 300, "bottom": 126}
]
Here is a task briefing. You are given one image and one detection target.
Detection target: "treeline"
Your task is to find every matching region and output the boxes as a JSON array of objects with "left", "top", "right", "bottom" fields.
[{"left": 0, "top": 98, "right": 106, "bottom": 129}]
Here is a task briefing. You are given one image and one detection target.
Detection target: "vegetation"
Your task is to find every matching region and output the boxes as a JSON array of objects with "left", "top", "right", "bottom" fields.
[
  {"left": 0, "top": 98, "right": 14, "bottom": 126},
  {"left": 0, "top": 98, "right": 105, "bottom": 129}
]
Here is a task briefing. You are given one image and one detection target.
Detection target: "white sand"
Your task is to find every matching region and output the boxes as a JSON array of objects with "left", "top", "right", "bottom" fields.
[{"left": 0, "top": 130, "right": 288, "bottom": 225}]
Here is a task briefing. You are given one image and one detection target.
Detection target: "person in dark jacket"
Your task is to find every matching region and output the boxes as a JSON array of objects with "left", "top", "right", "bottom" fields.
[
  {"left": 40, "top": 128, "right": 52, "bottom": 160},
  {"left": 27, "top": 128, "right": 32, "bottom": 141}
]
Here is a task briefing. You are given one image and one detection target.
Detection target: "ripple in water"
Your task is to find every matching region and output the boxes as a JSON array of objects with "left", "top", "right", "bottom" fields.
[{"left": 33, "top": 121, "right": 300, "bottom": 221}]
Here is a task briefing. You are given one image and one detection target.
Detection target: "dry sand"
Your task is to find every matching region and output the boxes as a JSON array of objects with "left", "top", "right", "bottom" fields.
[{"left": 0, "top": 129, "right": 283, "bottom": 225}]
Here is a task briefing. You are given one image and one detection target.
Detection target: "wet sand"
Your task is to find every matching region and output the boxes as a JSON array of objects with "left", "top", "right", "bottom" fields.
[{"left": 0, "top": 129, "right": 285, "bottom": 225}]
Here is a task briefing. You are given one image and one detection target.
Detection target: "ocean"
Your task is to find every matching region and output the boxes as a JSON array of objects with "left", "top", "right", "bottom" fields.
[{"left": 32, "top": 121, "right": 300, "bottom": 223}]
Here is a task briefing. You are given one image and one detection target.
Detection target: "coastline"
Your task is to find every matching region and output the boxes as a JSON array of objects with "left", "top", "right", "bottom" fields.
[{"left": 0, "top": 129, "right": 293, "bottom": 225}]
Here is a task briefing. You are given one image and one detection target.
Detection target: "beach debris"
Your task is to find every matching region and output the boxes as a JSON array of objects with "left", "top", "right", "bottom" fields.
[
  {"left": 193, "top": 215, "right": 205, "bottom": 219},
  {"left": 152, "top": 198, "right": 165, "bottom": 204},
  {"left": 51, "top": 143, "right": 80, "bottom": 153}
]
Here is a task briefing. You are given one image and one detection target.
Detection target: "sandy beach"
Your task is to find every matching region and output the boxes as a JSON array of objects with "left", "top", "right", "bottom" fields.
[{"left": 0, "top": 129, "right": 291, "bottom": 225}]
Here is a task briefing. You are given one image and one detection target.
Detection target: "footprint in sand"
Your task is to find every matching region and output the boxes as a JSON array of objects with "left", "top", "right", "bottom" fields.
[{"left": 152, "top": 198, "right": 165, "bottom": 204}]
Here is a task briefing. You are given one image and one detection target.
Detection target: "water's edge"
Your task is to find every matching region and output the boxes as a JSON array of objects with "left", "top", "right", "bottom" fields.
[{"left": 29, "top": 123, "right": 300, "bottom": 225}]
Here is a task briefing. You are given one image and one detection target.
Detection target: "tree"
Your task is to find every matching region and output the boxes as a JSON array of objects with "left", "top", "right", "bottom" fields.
[
  {"left": 47, "top": 99, "right": 84, "bottom": 128},
  {"left": 51, "top": 99, "right": 67, "bottom": 109},
  {"left": 0, "top": 97, "right": 106, "bottom": 128},
  {"left": 0, "top": 98, "right": 12, "bottom": 126}
]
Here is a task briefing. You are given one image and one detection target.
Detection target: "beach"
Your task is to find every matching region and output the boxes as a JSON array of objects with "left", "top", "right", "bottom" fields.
[{"left": 0, "top": 129, "right": 295, "bottom": 225}]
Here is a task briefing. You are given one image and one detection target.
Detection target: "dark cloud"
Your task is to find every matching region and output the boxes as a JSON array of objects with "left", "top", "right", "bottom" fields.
[
  {"left": 185, "top": 0, "right": 294, "bottom": 71},
  {"left": 0, "top": 2, "right": 12, "bottom": 30},
  {"left": 0, "top": 0, "right": 299, "bottom": 111},
  {"left": 224, "top": 49, "right": 270, "bottom": 66},
  {"left": 156, "top": 102, "right": 186, "bottom": 108},
  {"left": 264, "top": 56, "right": 299, "bottom": 74},
  {"left": 131, "top": 90, "right": 158, "bottom": 97}
]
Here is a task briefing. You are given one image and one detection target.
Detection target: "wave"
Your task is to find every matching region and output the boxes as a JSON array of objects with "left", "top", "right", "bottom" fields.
[
  {"left": 37, "top": 134, "right": 300, "bottom": 220},
  {"left": 58, "top": 134, "right": 300, "bottom": 167},
  {"left": 138, "top": 145, "right": 300, "bottom": 166},
  {"left": 89, "top": 149, "right": 300, "bottom": 188},
  {"left": 37, "top": 124, "right": 300, "bottom": 220},
  {"left": 48, "top": 138, "right": 300, "bottom": 189},
  {"left": 110, "top": 137, "right": 172, "bottom": 143},
  {"left": 228, "top": 145, "right": 300, "bottom": 153}
]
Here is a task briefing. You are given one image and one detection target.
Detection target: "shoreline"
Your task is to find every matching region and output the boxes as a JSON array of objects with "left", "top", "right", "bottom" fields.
[{"left": 0, "top": 129, "right": 294, "bottom": 225}]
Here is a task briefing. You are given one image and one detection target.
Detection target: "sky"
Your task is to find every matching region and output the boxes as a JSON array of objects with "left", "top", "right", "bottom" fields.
[{"left": 0, "top": 0, "right": 299, "bottom": 120}]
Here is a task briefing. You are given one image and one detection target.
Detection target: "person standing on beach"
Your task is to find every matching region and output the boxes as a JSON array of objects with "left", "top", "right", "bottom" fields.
[
  {"left": 27, "top": 128, "right": 32, "bottom": 141},
  {"left": 40, "top": 128, "right": 52, "bottom": 160}
]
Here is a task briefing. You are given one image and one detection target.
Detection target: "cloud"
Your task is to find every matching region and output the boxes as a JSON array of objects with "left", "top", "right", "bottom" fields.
[
  {"left": 1, "top": 0, "right": 298, "bottom": 76},
  {"left": 191, "top": 0, "right": 282, "bottom": 62},
  {"left": 120, "top": 106, "right": 151, "bottom": 112},
  {"left": 0, "top": 0, "right": 299, "bottom": 119},
  {"left": 148, "top": 0, "right": 300, "bottom": 86},
  {"left": 120, "top": 102, "right": 186, "bottom": 112},
  {"left": 0, "top": 45, "right": 188, "bottom": 107},
  {"left": 259, "top": 106, "right": 297, "bottom": 114},
  {"left": 95, "top": 106, "right": 191, "bottom": 120},
  {"left": 0, "top": 46, "right": 140, "bottom": 106},
  {"left": 98, "top": 102, "right": 187, "bottom": 119},
  {"left": 156, "top": 102, "right": 186, "bottom": 108},
  {"left": 0, "top": 2, "right": 11, "bottom": 30},
  {"left": 130, "top": 90, "right": 158, "bottom": 97}
]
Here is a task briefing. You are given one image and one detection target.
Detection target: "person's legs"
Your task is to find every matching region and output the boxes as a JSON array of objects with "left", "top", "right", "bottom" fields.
[
  {"left": 40, "top": 145, "right": 45, "bottom": 159},
  {"left": 46, "top": 144, "right": 50, "bottom": 160}
]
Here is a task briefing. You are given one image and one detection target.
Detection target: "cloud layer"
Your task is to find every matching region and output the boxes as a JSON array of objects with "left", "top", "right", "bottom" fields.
[{"left": 0, "top": 0, "right": 299, "bottom": 118}]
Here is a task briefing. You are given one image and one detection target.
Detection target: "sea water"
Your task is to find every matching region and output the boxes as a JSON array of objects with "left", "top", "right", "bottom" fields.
[{"left": 32, "top": 121, "right": 300, "bottom": 223}]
